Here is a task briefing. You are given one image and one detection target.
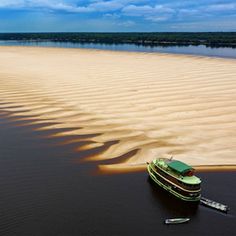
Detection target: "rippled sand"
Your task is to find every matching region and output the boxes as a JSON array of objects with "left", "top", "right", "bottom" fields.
[{"left": 0, "top": 46, "right": 236, "bottom": 173}]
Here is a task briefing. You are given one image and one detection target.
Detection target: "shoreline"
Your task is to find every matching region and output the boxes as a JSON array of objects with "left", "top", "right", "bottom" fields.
[
  {"left": 0, "top": 44, "right": 236, "bottom": 61},
  {"left": 97, "top": 163, "right": 236, "bottom": 175},
  {"left": 1, "top": 112, "right": 235, "bottom": 175},
  {"left": 194, "top": 165, "right": 236, "bottom": 172}
]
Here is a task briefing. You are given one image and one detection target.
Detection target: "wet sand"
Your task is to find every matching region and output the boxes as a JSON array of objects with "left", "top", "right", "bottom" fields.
[{"left": 0, "top": 46, "right": 236, "bottom": 172}]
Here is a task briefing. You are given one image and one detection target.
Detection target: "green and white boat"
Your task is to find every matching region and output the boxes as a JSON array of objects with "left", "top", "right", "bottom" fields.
[{"left": 147, "top": 158, "right": 201, "bottom": 201}]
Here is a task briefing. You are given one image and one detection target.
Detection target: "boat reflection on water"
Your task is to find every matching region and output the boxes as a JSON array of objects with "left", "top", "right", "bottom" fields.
[{"left": 147, "top": 177, "right": 199, "bottom": 217}]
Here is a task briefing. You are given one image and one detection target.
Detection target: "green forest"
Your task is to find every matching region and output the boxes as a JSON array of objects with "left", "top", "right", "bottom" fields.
[{"left": 0, "top": 32, "right": 236, "bottom": 47}]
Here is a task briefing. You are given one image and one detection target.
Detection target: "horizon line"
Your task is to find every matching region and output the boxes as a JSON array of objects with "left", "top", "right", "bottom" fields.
[{"left": 0, "top": 31, "right": 236, "bottom": 34}]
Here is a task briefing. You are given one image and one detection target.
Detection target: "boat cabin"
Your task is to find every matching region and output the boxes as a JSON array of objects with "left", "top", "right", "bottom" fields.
[
  {"left": 167, "top": 160, "right": 195, "bottom": 176},
  {"left": 147, "top": 158, "right": 201, "bottom": 201}
]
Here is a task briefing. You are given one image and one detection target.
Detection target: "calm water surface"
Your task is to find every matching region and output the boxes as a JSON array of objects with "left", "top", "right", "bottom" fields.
[
  {"left": 0, "top": 112, "right": 235, "bottom": 236},
  {"left": 0, "top": 40, "right": 236, "bottom": 59}
]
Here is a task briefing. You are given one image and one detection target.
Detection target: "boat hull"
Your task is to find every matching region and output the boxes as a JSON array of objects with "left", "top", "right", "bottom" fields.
[
  {"left": 165, "top": 218, "right": 190, "bottom": 224},
  {"left": 200, "top": 197, "right": 229, "bottom": 213},
  {"left": 147, "top": 164, "right": 201, "bottom": 202}
]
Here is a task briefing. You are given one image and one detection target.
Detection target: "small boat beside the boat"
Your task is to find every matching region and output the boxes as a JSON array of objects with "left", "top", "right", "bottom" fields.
[
  {"left": 200, "top": 197, "right": 229, "bottom": 213},
  {"left": 165, "top": 218, "right": 190, "bottom": 225}
]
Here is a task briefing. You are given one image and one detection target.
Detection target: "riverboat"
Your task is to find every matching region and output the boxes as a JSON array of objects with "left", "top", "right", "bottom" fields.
[{"left": 147, "top": 158, "right": 201, "bottom": 201}]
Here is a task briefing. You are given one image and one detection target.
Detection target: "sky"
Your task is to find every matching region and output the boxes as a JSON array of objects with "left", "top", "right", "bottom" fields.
[{"left": 0, "top": 0, "right": 236, "bottom": 32}]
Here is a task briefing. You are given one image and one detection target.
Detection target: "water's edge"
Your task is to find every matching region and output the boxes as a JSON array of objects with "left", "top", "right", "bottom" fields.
[{"left": 1, "top": 41, "right": 236, "bottom": 59}]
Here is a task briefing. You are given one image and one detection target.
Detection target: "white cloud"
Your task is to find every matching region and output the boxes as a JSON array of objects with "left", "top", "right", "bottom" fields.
[
  {"left": 206, "top": 3, "right": 236, "bottom": 12},
  {"left": 29, "top": 1, "right": 93, "bottom": 13},
  {"left": 0, "top": 0, "right": 159, "bottom": 15},
  {"left": 89, "top": 1, "right": 123, "bottom": 12},
  {"left": 146, "top": 15, "right": 171, "bottom": 22},
  {"left": 0, "top": 0, "right": 92, "bottom": 12},
  {"left": 0, "top": 0, "right": 147, "bottom": 12},
  {"left": 103, "top": 13, "right": 121, "bottom": 19},
  {"left": 122, "top": 4, "right": 175, "bottom": 22},
  {"left": 0, "top": 0, "right": 24, "bottom": 7},
  {"left": 122, "top": 4, "right": 174, "bottom": 15},
  {"left": 83, "top": 0, "right": 148, "bottom": 13},
  {"left": 117, "top": 20, "right": 135, "bottom": 27},
  {"left": 0, "top": 0, "right": 236, "bottom": 24}
]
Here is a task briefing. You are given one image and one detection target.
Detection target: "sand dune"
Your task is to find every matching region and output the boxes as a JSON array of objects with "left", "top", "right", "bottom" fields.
[{"left": 0, "top": 46, "right": 236, "bottom": 173}]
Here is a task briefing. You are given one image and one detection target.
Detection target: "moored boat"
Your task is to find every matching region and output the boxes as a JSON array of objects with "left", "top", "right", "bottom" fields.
[
  {"left": 147, "top": 158, "right": 201, "bottom": 201},
  {"left": 200, "top": 197, "right": 229, "bottom": 213},
  {"left": 165, "top": 218, "right": 190, "bottom": 224}
]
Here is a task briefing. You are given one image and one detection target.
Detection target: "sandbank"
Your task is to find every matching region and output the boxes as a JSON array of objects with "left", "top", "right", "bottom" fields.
[{"left": 0, "top": 46, "right": 236, "bottom": 172}]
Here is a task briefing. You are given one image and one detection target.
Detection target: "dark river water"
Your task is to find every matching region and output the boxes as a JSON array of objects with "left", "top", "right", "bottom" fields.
[
  {"left": 0, "top": 111, "right": 235, "bottom": 236},
  {"left": 0, "top": 40, "right": 236, "bottom": 59}
]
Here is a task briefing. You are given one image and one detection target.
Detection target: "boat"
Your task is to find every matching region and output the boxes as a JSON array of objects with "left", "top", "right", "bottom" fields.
[
  {"left": 165, "top": 218, "right": 190, "bottom": 225},
  {"left": 200, "top": 197, "right": 229, "bottom": 213},
  {"left": 147, "top": 158, "right": 201, "bottom": 201}
]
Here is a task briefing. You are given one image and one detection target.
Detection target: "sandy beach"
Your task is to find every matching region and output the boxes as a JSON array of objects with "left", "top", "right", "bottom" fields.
[{"left": 0, "top": 46, "right": 236, "bottom": 172}]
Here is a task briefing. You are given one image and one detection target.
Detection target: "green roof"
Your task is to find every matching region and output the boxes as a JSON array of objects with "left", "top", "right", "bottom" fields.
[{"left": 167, "top": 160, "right": 193, "bottom": 174}]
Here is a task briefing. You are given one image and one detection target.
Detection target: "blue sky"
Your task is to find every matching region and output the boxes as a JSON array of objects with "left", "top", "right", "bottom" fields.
[{"left": 0, "top": 0, "right": 236, "bottom": 32}]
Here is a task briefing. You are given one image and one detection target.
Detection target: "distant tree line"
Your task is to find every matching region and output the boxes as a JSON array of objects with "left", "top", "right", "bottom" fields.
[{"left": 0, "top": 32, "right": 236, "bottom": 48}]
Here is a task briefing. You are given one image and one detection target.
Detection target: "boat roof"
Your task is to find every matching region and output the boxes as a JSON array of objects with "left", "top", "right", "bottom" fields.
[
  {"left": 154, "top": 158, "right": 201, "bottom": 184},
  {"left": 167, "top": 160, "right": 193, "bottom": 174},
  {"left": 181, "top": 175, "right": 201, "bottom": 184}
]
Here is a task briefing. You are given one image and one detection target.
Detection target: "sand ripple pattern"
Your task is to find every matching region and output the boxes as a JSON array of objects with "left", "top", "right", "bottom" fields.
[{"left": 0, "top": 46, "right": 236, "bottom": 173}]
